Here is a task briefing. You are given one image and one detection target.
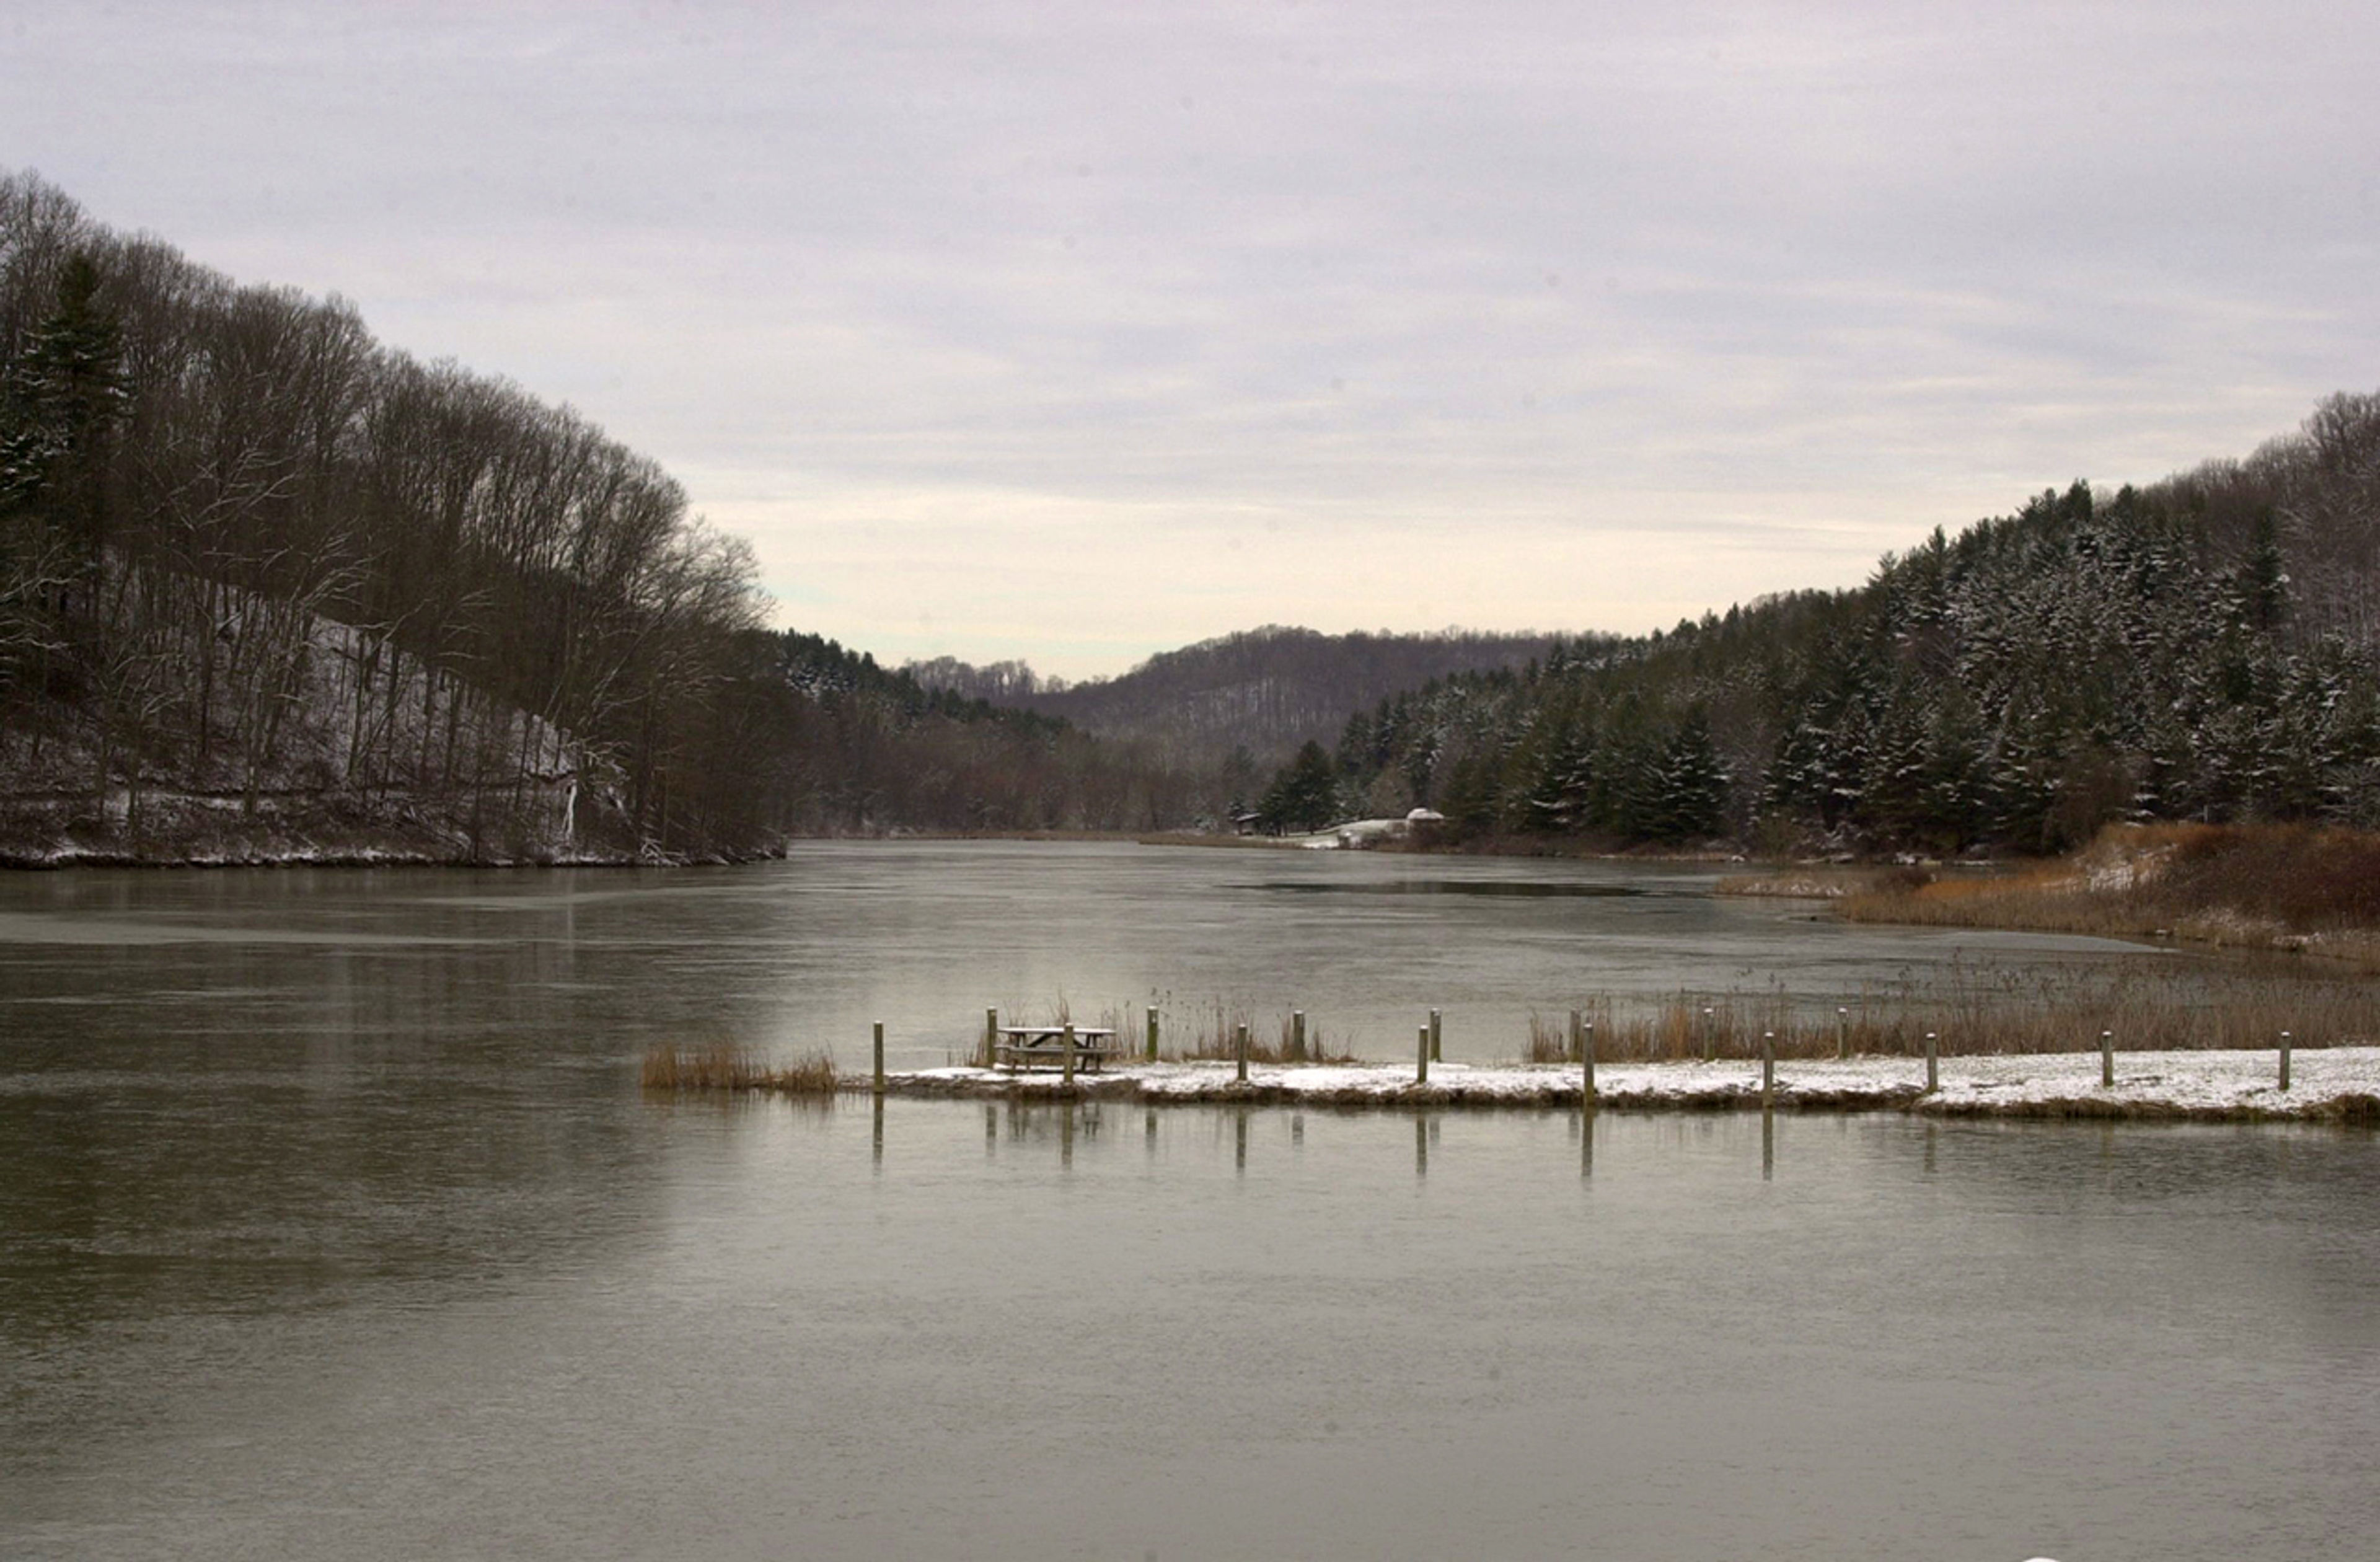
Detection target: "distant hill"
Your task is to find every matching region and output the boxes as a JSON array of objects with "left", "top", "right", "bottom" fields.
[{"left": 907, "top": 625, "right": 1577, "bottom": 764}]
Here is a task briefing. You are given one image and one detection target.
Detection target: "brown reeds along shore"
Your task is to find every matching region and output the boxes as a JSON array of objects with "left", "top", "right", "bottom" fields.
[
  {"left": 1531, "top": 974, "right": 2376, "bottom": 1059},
  {"left": 640, "top": 1043, "right": 837, "bottom": 1093},
  {"left": 1726, "top": 821, "right": 2380, "bottom": 968},
  {"left": 642, "top": 1016, "right": 2380, "bottom": 1123}
]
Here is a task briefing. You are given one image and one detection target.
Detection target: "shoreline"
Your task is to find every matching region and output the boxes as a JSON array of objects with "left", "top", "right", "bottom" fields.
[
  {"left": 792, "top": 1049, "right": 2380, "bottom": 1124},
  {"left": 0, "top": 843, "right": 776, "bottom": 870}
]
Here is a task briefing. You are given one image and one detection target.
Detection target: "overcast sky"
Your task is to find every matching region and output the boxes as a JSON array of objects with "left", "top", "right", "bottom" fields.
[{"left": 7, "top": 1, "right": 2377, "bottom": 678}]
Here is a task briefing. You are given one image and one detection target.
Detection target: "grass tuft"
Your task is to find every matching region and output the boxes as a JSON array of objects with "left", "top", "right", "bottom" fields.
[
  {"left": 1168, "top": 999, "right": 1360, "bottom": 1065},
  {"left": 1836, "top": 822, "right": 2380, "bottom": 966},
  {"left": 640, "top": 1043, "right": 839, "bottom": 1093},
  {"left": 1542, "top": 968, "right": 2369, "bottom": 1062},
  {"left": 1523, "top": 1011, "right": 1574, "bottom": 1063}
]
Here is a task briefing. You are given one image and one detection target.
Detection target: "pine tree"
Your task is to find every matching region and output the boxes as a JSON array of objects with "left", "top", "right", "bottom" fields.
[
  {"left": 2, "top": 254, "right": 125, "bottom": 568},
  {"left": 1525, "top": 717, "right": 1598, "bottom": 833},
  {"left": 1257, "top": 739, "right": 1341, "bottom": 833},
  {"left": 1654, "top": 706, "right": 1730, "bottom": 840},
  {"left": 2235, "top": 511, "right": 2289, "bottom": 636}
]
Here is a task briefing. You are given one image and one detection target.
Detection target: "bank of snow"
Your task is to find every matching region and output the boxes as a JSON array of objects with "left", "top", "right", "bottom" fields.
[{"left": 874, "top": 1048, "right": 2380, "bottom": 1123}]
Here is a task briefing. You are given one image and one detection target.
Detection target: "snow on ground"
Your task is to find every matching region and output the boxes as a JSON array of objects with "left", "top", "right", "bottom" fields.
[
  {"left": 886, "top": 1048, "right": 2380, "bottom": 1121},
  {"left": 1255, "top": 818, "right": 1413, "bottom": 849}
]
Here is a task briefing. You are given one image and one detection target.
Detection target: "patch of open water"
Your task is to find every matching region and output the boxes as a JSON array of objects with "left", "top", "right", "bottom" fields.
[{"left": 4, "top": 843, "right": 2374, "bottom": 1558}]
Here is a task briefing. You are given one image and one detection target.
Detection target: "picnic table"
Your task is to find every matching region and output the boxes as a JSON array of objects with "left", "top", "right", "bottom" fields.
[{"left": 994, "top": 1025, "right": 1119, "bottom": 1073}]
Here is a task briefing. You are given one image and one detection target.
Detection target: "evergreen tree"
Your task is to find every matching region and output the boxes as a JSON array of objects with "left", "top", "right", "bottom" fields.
[
  {"left": 1257, "top": 739, "right": 1341, "bottom": 833},
  {"left": 1525, "top": 712, "right": 1598, "bottom": 832},
  {"left": 2235, "top": 511, "right": 2290, "bottom": 635},
  {"left": 1653, "top": 706, "right": 1729, "bottom": 840},
  {"left": 2, "top": 254, "right": 125, "bottom": 574}
]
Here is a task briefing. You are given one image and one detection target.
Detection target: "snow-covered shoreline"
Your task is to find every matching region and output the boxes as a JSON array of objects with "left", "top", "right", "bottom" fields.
[{"left": 857, "top": 1048, "right": 2380, "bottom": 1123}]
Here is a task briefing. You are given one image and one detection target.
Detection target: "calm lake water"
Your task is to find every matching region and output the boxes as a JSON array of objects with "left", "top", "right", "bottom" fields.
[{"left": 4, "top": 842, "right": 2376, "bottom": 1560}]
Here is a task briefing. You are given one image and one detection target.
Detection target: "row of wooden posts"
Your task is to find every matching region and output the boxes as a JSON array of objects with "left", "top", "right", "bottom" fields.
[{"left": 862, "top": 1010, "right": 2304, "bottom": 1097}]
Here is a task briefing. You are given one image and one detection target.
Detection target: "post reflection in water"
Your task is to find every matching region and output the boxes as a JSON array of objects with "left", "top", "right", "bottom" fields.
[
  {"left": 1144, "top": 1107, "right": 1157, "bottom": 1155},
  {"left": 1414, "top": 1113, "right": 1428, "bottom": 1178},
  {"left": 989, "top": 1099, "right": 1110, "bottom": 1154},
  {"left": 1233, "top": 1108, "right": 1248, "bottom": 1174},
  {"left": 872, "top": 1097, "right": 884, "bottom": 1168},
  {"left": 1581, "top": 1108, "right": 1594, "bottom": 1178},
  {"left": 1761, "top": 1108, "right": 1774, "bottom": 1182}
]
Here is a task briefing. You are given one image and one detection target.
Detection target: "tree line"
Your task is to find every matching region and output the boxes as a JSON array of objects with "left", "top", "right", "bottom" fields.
[
  {"left": 0, "top": 172, "right": 787, "bottom": 855},
  {"left": 1269, "top": 394, "right": 2380, "bottom": 854},
  {"left": 0, "top": 169, "right": 1261, "bottom": 858},
  {"left": 17, "top": 166, "right": 2375, "bottom": 861}
]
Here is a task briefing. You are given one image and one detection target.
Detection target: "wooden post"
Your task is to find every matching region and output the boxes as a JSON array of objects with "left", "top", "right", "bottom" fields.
[
  {"left": 1582, "top": 1019, "right": 1596, "bottom": 1103},
  {"left": 1429, "top": 1008, "right": 1442, "bottom": 1064},
  {"left": 1417, "top": 1024, "right": 1430, "bottom": 1085},
  {"left": 984, "top": 1007, "right": 998, "bottom": 1071},
  {"left": 1701, "top": 1005, "right": 1715, "bottom": 1062},
  {"left": 1235, "top": 1022, "right": 1249, "bottom": 1083},
  {"left": 1923, "top": 1030, "right": 1937, "bottom": 1094},
  {"left": 2280, "top": 1030, "right": 2292, "bottom": 1092},
  {"left": 1761, "top": 1030, "right": 1774, "bottom": 1107},
  {"left": 873, "top": 1021, "right": 885, "bottom": 1096},
  {"left": 1145, "top": 1006, "right": 1159, "bottom": 1062},
  {"left": 1291, "top": 1009, "right": 1307, "bottom": 1063},
  {"left": 2100, "top": 1030, "right": 2114, "bottom": 1089},
  {"left": 1063, "top": 1021, "right": 1077, "bottom": 1087},
  {"left": 1836, "top": 1007, "right": 1849, "bottom": 1060}
]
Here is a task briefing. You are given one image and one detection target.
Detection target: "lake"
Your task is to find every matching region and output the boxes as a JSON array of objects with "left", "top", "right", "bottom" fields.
[{"left": 4, "top": 842, "right": 2376, "bottom": 1559}]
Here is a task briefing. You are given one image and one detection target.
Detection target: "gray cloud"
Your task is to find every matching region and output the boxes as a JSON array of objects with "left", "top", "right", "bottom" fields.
[{"left": 6, "top": 0, "right": 2376, "bottom": 674}]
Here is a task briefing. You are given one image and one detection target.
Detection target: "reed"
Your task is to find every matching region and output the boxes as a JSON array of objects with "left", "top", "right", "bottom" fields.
[
  {"left": 1523, "top": 1011, "right": 1573, "bottom": 1063},
  {"left": 640, "top": 1043, "right": 839, "bottom": 1093},
  {"left": 1168, "top": 999, "right": 1359, "bottom": 1065},
  {"left": 1553, "top": 965, "right": 2370, "bottom": 1060},
  {"left": 1838, "top": 823, "right": 2380, "bottom": 966}
]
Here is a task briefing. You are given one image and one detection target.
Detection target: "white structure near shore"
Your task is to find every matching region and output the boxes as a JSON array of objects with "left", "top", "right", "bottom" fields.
[{"left": 1270, "top": 808, "right": 1445, "bottom": 850}]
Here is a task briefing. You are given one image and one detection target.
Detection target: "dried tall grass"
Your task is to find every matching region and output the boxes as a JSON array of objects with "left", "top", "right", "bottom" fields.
[
  {"left": 1166, "top": 999, "right": 1359, "bottom": 1065},
  {"left": 1523, "top": 1012, "right": 1574, "bottom": 1063},
  {"left": 1839, "top": 822, "right": 2380, "bottom": 965},
  {"left": 1544, "top": 965, "right": 2370, "bottom": 1061},
  {"left": 640, "top": 1043, "right": 839, "bottom": 1093}
]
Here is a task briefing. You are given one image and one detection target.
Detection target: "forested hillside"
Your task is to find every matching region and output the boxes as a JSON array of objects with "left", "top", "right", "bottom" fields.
[
  {"left": 0, "top": 172, "right": 1192, "bottom": 861},
  {"left": 13, "top": 166, "right": 2375, "bottom": 864},
  {"left": 909, "top": 625, "right": 1567, "bottom": 764},
  {"left": 716, "top": 630, "right": 1202, "bottom": 836},
  {"left": 1302, "top": 395, "right": 2380, "bottom": 855}
]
